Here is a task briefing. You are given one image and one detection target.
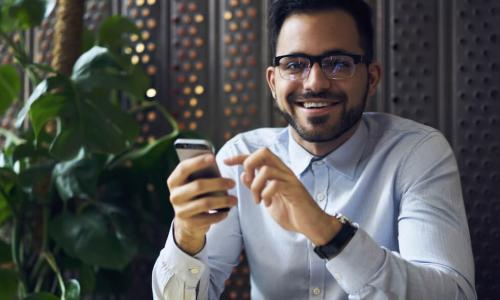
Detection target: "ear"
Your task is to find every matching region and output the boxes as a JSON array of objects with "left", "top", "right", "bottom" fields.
[
  {"left": 366, "top": 61, "right": 381, "bottom": 97},
  {"left": 266, "top": 66, "right": 277, "bottom": 99}
]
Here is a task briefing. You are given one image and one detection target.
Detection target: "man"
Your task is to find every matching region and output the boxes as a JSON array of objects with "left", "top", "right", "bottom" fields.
[{"left": 152, "top": 0, "right": 476, "bottom": 299}]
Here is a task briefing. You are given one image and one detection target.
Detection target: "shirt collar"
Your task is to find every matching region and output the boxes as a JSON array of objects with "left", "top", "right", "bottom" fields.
[{"left": 287, "top": 120, "right": 368, "bottom": 179}]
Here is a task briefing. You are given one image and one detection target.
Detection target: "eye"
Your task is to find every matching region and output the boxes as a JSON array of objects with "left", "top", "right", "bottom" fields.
[
  {"left": 280, "top": 57, "right": 308, "bottom": 72},
  {"left": 286, "top": 61, "right": 307, "bottom": 70},
  {"left": 323, "top": 56, "right": 353, "bottom": 73}
]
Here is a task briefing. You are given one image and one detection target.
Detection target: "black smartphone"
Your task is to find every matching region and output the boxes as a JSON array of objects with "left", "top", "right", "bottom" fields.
[{"left": 174, "top": 138, "right": 230, "bottom": 213}]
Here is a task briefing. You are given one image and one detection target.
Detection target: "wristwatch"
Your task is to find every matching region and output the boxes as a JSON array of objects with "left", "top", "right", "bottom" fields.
[{"left": 313, "top": 213, "right": 357, "bottom": 260}]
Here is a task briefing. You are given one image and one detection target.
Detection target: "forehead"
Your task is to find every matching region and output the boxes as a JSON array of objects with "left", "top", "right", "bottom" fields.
[{"left": 275, "top": 10, "right": 363, "bottom": 57}]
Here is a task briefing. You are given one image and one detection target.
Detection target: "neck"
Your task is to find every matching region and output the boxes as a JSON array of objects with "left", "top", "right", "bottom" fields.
[{"left": 291, "top": 121, "right": 361, "bottom": 157}]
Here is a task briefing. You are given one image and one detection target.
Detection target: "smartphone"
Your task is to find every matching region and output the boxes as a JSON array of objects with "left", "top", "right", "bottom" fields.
[{"left": 174, "top": 138, "right": 230, "bottom": 213}]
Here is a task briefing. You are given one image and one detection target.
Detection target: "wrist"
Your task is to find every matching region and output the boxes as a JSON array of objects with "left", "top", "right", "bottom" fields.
[
  {"left": 173, "top": 220, "right": 206, "bottom": 255},
  {"left": 306, "top": 213, "right": 342, "bottom": 246}
]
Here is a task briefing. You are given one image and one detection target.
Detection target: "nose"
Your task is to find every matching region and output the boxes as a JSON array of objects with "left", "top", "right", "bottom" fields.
[{"left": 303, "top": 62, "right": 331, "bottom": 92}]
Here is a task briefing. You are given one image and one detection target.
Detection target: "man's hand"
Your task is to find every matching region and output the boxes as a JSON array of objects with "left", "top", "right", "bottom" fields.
[
  {"left": 224, "top": 148, "right": 340, "bottom": 246},
  {"left": 167, "top": 154, "right": 237, "bottom": 255}
]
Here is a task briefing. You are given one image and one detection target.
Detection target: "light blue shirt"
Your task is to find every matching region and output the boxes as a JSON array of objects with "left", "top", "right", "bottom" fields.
[{"left": 152, "top": 112, "right": 476, "bottom": 300}]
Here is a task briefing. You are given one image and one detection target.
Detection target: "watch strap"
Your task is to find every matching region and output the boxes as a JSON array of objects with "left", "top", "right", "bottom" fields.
[{"left": 313, "top": 215, "right": 357, "bottom": 259}]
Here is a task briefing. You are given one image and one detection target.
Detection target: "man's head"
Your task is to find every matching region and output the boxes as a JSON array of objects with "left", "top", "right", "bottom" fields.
[
  {"left": 269, "top": 0, "right": 374, "bottom": 64},
  {"left": 266, "top": 0, "right": 381, "bottom": 155}
]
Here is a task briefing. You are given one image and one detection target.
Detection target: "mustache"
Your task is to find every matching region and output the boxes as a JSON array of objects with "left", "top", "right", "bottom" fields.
[{"left": 287, "top": 91, "right": 348, "bottom": 103}]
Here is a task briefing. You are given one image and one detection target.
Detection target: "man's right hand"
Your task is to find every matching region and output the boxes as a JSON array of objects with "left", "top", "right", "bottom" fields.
[{"left": 167, "top": 154, "right": 237, "bottom": 255}]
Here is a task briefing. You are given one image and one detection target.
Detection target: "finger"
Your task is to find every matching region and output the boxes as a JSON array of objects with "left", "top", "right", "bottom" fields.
[
  {"left": 170, "top": 177, "right": 235, "bottom": 205},
  {"left": 242, "top": 148, "right": 288, "bottom": 178},
  {"left": 175, "top": 195, "right": 237, "bottom": 218},
  {"left": 223, "top": 154, "right": 249, "bottom": 166},
  {"left": 250, "top": 166, "right": 282, "bottom": 204},
  {"left": 261, "top": 180, "right": 281, "bottom": 201},
  {"left": 167, "top": 154, "right": 216, "bottom": 189}
]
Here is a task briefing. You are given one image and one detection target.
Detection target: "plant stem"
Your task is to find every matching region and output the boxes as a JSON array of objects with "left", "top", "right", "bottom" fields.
[
  {"left": 12, "top": 220, "right": 28, "bottom": 298},
  {"left": 42, "top": 251, "right": 66, "bottom": 299}
]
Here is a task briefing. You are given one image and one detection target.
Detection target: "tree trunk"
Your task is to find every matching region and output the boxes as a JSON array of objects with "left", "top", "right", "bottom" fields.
[{"left": 51, "top": 0, "right": 85, "bottom": 76}]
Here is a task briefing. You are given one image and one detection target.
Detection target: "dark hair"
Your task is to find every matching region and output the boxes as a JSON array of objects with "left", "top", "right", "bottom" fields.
[{"left": 268, "top": 0, "right": 374, "bottom": 63}]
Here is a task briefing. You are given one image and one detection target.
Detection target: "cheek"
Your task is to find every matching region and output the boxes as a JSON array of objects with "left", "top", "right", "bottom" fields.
[{"left": 276, "top": 80, "right": 300, "bottom": 100}]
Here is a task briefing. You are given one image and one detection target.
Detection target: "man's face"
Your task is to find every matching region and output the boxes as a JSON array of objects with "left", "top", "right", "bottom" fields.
[{"left": 267, "top": 10, "right": 379, "bottom": 145}]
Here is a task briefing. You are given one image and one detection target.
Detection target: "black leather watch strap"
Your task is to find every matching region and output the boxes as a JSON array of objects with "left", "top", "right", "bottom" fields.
[{"left": 313, "top": 215, "right": 357, "bottom": 259}]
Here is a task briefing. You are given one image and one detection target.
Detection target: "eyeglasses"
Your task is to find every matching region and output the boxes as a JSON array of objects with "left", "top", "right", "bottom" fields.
[{"left": 273, "top": 51, "right": 368, "bottom": 81}]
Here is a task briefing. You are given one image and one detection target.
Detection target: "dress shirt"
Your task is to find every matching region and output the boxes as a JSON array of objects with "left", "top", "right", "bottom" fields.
[{"left": 152, "top": 112, "right": 476, "bottom": 300}]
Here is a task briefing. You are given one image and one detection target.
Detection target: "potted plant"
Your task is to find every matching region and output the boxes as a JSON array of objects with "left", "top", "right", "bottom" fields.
[{"left": 0, "top": 0, "right": 187, "bottom": 298}]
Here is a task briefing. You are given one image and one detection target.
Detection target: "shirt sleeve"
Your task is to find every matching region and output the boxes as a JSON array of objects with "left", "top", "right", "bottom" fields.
[
  {"left": 326, "top": 132, "right": 476, "bottom": 300},
  {"left": 151, "top": 142, "right": 243, "bottom": 300},
  {"left": 151, "top": 224, "right": 209, "bottom": 300}
]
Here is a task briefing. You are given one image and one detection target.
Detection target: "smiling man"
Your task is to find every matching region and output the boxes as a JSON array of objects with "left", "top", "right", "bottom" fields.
[{"left": 152, "top": 1, "right": 476, "bottom": 299}]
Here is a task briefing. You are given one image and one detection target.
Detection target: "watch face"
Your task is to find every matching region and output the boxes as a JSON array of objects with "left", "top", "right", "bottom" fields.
[{"left": 336, "top": 213, "right": 350, "bottom": 224}]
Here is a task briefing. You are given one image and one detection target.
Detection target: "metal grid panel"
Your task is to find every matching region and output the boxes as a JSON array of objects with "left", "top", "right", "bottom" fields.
[
  {"left": 169, "top": 0, "right": 211, "bottom": 137},
  {"left": 452, "top": 1, "right": 500, "bottom": 299},
  {"left": 218, "top": 0, "right": 264, "bottom": 144},
  {"left": 124, "top": 0, "right": 168, "bottom": 142},
  {"left": 388, "top": 0, "right": 438, "bottom": 127}
]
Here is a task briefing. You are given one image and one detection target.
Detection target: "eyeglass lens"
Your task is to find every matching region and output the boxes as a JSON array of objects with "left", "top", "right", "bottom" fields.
[{"left": 278, "top": 55, "right": 356, "bottom": 80}]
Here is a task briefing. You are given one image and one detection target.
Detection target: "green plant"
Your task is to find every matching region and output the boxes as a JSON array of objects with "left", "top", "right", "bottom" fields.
[{"left": 0, "top": 1, "right": 188, "bottom": 299}]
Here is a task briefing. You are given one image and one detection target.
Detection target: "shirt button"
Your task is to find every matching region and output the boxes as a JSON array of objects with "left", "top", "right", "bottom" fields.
[
  {"left": 189, "top": 267, "right": 200, "bottom": 274},
  {"left": 312, "top": 287, "right": 321, "bottom": 295},
  {"left": 316, "top": 193, "right": 326, "bottom": 202}
]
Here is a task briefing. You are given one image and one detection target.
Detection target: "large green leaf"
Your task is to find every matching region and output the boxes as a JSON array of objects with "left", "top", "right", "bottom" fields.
[
  {"left": 97, "top": 16, "right": 138, "bottom": 55},
  {"left": 16, "top": 75, "right": 72, "bottom": 128},
  {"left": 0, "top": 269, "right": 18, "bottom": 300},
  {"left": 72, "top": 46, "right": 149, "bottom": 99},
  {"left": 49, "top": 208, "right": 138, "bottom": 270},
  {"left": 49, "top": 98, "right": 135, "bottom": 159},
  {"left": 8, "top": 0, "right": 56, "bottom": 30},
  {"left": 0, "top": 64, "right": 21, "bottom": 116},
  {"left": 29, "top": 93, "right": 67, "bottom": 140},
  {"left": 52, "top": 150, "right": 106, "bottom": 202},
  {"left": 23, "top": 292, "right": 59, "bottom": 300}
]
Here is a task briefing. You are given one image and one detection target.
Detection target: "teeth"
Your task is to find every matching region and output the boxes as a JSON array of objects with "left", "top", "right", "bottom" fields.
[{"left": 302, "top": 102, "right": 330, "bottom": 109}]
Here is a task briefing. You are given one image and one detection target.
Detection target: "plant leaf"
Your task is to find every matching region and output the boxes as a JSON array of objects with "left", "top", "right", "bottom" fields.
[
  {"left": 16, "top": 75, "right": 72, "bottom": 128},
  {"left": 8, "top": 0, "right": 55, "bottom": 29},
  {"left": 49, "top": 208, "right": 138, "bottom": 270},
  {"left": 0, "top": 269, "right": 18, "bottom": 300},
  {"left": 52, "top": 150, "right": 106, "bottom": 202},
  {"left": 29, "top": 93, "right": 68, "bottom": 140},
  {"left": 23, "top": 292, "right": 60, "bottom": 300},
  {"left": 65, "top": 279, "right": 80, "bottom": 300},
  {"left": 0, "top": 64, "right": 21, "bottom": 116},
  {"left": 97, "top": 16, "right": 138, "bottom": 55},
  {"left": 72, "top": 46, "right": 149, "bottom": 99}
]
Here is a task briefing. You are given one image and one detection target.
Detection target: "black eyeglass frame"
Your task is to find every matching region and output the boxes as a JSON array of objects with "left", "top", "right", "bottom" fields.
[{"left": 273, "top": 50, "right": 369, "bottom": 68}]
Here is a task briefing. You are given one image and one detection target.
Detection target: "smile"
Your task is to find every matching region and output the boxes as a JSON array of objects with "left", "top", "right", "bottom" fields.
[{"left": 294, "top": 100, "right": 342, "bottom": 110}]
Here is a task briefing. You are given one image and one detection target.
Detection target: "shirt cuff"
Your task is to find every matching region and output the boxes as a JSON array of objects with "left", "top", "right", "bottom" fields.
[
  {"left": 159, "top": 223, "right": 209, "bottom": 288},
  {"left": 325, "top": 227, "right": 386, "bottom": 294}
]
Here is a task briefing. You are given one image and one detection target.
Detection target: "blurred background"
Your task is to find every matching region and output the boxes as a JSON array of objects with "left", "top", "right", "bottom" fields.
[{"left": 0, "top": 0, "right": 498, "bottom": 299}]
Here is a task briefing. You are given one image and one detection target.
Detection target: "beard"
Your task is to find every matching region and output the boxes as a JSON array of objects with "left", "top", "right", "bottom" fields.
[{"left": 278, "top": 84, "right": 368, "bottom": 143}]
